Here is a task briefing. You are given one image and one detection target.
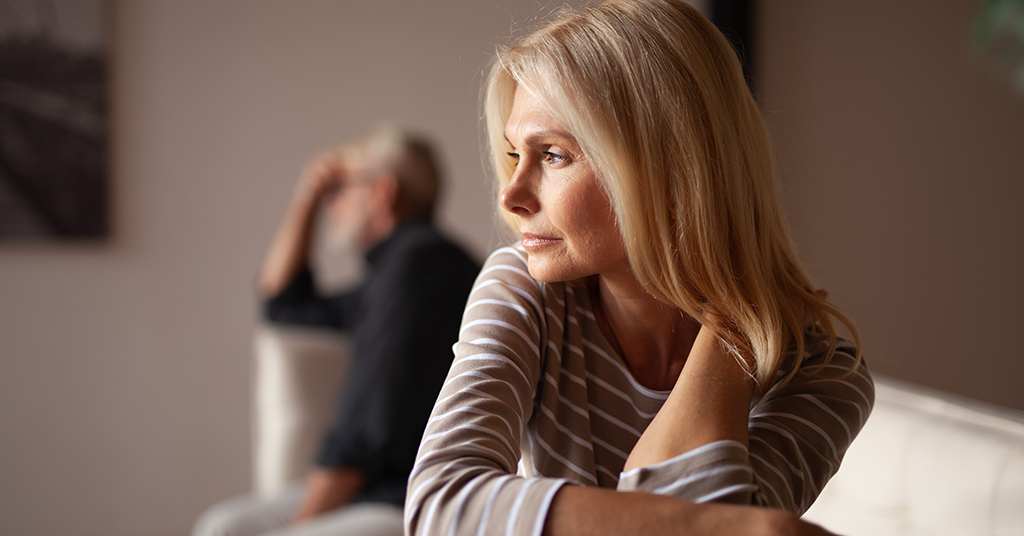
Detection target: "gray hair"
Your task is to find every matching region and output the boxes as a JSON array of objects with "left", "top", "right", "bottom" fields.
[{"left": 360, "top": 126, "right": 443, "bottom": 222}]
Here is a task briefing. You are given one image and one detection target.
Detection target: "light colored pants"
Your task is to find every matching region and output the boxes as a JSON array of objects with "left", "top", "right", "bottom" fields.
[{"left": 193, "top": 485, "right": 404, "bottom": 536}]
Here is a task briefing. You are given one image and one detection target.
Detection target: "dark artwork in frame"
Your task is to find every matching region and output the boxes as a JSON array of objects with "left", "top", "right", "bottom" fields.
[{"left": 0, "top": 0, "right": 109, "bottom": 241}]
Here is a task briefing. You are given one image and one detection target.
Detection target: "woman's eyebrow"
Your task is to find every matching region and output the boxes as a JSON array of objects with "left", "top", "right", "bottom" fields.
[{"left": 503, "top": 129, "right": 576, "bottom": 147}]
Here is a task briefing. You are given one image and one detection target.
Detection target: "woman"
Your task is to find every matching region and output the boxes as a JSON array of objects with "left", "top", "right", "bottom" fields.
[{"left": 406, "top": 1, "right": 874, "bottom": 534}]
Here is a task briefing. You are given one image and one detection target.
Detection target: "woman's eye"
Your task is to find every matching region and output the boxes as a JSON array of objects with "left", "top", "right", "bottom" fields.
[
  {"left": 543, "top": 151, "right": 567, "bottom": 165},
  {"left": 506, "top": 152, "right": 520, "bottom": 162}
]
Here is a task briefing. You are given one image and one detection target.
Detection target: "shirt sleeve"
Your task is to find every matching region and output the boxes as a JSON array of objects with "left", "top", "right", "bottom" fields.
[
  {"left": 405, "top": 246, "right": 569, "bottom": 536},
  {"left": 261, "top": 263, "right": 362, "bottom": 330},
  {"left": 616, "top": 340, "right": 875, "bottom": 515}
]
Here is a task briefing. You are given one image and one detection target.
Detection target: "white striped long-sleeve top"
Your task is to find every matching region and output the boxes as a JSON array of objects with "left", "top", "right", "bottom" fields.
[{"left": 405, "top": 245, "right": 875, "bottom": 535}]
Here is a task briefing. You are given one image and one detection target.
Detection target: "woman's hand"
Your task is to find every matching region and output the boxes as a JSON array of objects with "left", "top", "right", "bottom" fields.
[
  {"left": 688, "top": 321, "right": 757, "bottom": 395},
  {"left": 623, "top": 320, "right": 756, "bottom": 471}
]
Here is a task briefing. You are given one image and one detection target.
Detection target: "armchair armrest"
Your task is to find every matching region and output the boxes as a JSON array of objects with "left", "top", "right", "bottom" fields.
[{"left": 252, "top": 324, "right": 350, "bottom": 496}]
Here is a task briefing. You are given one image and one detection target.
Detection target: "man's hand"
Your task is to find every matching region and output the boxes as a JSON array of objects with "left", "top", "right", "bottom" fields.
[
  {"left": 291, "top": 467, "right": 365, "bottom": 523},
  {"left": 258, "top": 149, "right": 349, "bottom": 297},
  {"left": 296, "top": 151, "right": 348, "bottom": 205}
]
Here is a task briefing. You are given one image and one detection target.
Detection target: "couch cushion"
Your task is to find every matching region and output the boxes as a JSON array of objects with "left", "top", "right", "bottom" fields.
[{"left": 803, "top": 375, "right": 1024, "bottom": 535}]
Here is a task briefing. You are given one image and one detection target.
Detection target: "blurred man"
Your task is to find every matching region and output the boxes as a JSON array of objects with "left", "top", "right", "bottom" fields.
[{"left": 194, "top": 128, "right": 480, "bottom": 536}]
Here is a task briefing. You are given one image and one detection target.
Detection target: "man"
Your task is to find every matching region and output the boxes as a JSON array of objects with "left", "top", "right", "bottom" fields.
[{"left": 195, "top": 128, "right": 480, "bottom": 536}]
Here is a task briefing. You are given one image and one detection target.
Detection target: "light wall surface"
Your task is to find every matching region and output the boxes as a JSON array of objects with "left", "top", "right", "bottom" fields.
[{"left": 758, "top": 0, "right": 1024, "bottom": 411}]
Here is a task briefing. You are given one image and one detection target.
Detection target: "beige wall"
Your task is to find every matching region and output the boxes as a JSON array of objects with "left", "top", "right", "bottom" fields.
[
  {"left": 758, "top": 0, "right": 1024, "bottom": 410},
  {"left": 0, "top": 1, "right": 568, "bottom": 534}
]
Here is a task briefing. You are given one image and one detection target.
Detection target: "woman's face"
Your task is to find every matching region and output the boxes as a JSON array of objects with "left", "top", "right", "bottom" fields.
[{"left": 501, "top": 85, "right": 627, "bottom": 282}]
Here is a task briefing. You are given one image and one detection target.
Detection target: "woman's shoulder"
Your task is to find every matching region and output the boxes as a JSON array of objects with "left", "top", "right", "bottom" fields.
[
  {"left": 799, "top": 326, "right": 862, "bottom": 366},
  {"left": 481, "top": 243, "right": 532, "bottom": 273},
  {"left": 470, "top": 244, "right": 545, "bottom": 319},
  {"left": 764, "top": 326, "right": 870, "bottom": 387},
  {"left": 474, "top": 244, "right": 578, "bottom": 327},
  {"left": 775, "top": 326, "right": 874, "bottom": 396}
]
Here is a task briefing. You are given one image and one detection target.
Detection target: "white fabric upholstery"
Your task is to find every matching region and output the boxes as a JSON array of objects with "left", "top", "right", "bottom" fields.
[
  {"left": 804, "top": 374, "right": 1024, "bottom": 535},
  {"left": 252, "top": 325, "right": 350, "bottom": 496}
]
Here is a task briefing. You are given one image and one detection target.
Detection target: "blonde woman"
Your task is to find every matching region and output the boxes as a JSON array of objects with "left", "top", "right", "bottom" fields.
[{"left": 406, "top": 1, "right": 874, "bottom": 534}]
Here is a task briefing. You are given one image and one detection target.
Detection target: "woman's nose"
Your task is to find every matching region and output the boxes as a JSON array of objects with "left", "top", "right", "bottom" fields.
[{"left": 500, "top": 169, "right": 540, "bottom": 217}]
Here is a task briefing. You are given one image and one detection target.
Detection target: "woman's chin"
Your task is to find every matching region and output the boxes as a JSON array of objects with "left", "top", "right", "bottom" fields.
[{"left": 526, "top": 255, "right": 580, "bottom": 284}]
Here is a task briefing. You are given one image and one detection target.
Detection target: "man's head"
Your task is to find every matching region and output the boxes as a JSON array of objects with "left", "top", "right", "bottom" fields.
[{"left": 323, "top": 127, "right": 443, "bottom": 249}]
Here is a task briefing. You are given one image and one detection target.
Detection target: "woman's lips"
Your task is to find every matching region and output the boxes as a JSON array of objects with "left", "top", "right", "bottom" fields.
[{"left": 521, "top": 233, "right": 562, "bottom": 249}]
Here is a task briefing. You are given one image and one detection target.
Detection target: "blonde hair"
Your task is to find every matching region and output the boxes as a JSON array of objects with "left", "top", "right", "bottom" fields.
[{"left": 483, "top": 0, "right": 863, "bottom": 392}]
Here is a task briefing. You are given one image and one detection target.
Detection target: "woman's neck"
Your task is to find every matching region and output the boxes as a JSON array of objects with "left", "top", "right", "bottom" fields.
[{"left": 588, "top": 267, "right": 701, "bottom": 391}]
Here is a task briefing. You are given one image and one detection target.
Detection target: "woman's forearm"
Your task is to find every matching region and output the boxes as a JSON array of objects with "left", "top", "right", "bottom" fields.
[
  {"left": 623, "top": 326, "right": 755, "bottom": 471},
  {"left": 544, "top": 484, "right": 804, "bottom": 536},
  {"left": 544, "top": 485, "right": 708, "bottom": 535}
]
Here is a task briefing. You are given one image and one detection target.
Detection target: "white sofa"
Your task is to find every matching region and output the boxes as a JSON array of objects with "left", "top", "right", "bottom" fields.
[
  {"left": 253, "top": 328, "right": 1024, "bottom": 534},
  {"left": 803, "top": 375, "right": 1024, "bottom": 535}
]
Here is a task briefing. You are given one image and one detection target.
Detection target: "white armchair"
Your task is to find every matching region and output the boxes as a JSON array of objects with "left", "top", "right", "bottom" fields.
[{"left": 252, "top": 324, "right": 350, "bottom": 496}]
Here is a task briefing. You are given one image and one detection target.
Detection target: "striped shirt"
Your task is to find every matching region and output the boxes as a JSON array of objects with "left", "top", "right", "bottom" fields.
[{"left": 405, "top": 245, "right": 875, "bottom": 535}]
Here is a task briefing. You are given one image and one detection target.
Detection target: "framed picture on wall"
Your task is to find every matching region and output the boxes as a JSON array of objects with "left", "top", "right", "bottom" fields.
[{"left": 0, "top": 0, "right": 109, "bottom": 240}]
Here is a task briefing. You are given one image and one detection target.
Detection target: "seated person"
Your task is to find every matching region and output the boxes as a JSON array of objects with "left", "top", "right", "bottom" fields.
[
  {"left": 405, "top": 1, "right": 875, "bottom": 535},
  {"left": 195, "top": 128, "right": 480, "bottom": 536}
]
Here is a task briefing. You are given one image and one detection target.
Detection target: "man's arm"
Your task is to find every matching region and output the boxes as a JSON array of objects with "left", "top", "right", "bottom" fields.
[
  {"left": 259, "top": 153, "right": 345, "bottom": 297},
  {"left": 258, "top": 152, "right": 364, "bottom": 329}
]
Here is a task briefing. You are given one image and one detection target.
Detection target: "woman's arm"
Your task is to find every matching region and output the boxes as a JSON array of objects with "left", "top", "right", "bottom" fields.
[
  {"left": 616, "top": 325, "right": 875, "bottom": 514},
  {"left": 408, "top": 247, "right": 852, "bottom": 534},
  {"left": 745, "top": 344, "right": 874, "bottom": 512},
  {"left": 623, "top": 325, "right": 756, "bottom": 471},
  {"left": 404, "top": 246, "right": 570, "bottom": 536},
  {"left": 544, "top": 485, "right": 837, "bottom": 536}
]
